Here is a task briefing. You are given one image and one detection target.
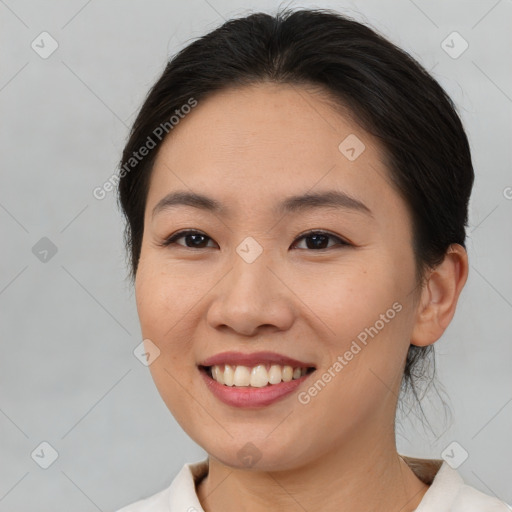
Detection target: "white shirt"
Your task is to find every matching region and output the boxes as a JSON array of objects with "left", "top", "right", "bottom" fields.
[{"left": 115, "top": 456, "right": 511, "bottom": 511}]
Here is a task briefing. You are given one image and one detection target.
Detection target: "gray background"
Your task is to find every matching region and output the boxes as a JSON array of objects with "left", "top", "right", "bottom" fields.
[{"left": 1, "top": 0, "right": 511, "bottom": 510}]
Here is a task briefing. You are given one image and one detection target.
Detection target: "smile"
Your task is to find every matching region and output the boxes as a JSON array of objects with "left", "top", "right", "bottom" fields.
[
  {"left": 202, "top": 363, "right": 315, "bottom": 387},
  {"left": 197, "top": 352, "right": 316, "bottom": 408}
]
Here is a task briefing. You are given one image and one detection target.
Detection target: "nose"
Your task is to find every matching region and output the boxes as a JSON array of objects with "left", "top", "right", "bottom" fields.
[{"left": 206, "top": 252, "right": 295, "bottom": 337}]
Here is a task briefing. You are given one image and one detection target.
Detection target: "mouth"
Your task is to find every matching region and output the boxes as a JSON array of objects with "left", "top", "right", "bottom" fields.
[
  {"left": 199, "top": 364, "right": 316, "bottom": 387},
  {"left": 197, "top": 351, "right": 317, "bottom": 408}
]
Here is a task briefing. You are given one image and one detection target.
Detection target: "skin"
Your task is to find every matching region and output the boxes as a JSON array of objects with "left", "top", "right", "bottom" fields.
[{"left": 134, "top": 82, "right": 468, "bottom": 512}]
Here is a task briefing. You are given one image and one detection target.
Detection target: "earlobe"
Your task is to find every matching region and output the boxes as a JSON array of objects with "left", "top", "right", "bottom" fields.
[{"left": 410, "top": 244, "right": 469, "bottom": 347}]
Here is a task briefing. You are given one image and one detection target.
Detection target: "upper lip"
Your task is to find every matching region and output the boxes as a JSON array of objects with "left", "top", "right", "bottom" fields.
[{"left": 199, "top": 351, "right": 315, "bottom": 368}]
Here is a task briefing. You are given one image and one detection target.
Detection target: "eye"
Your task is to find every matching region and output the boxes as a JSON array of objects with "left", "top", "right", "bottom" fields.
[
  {"left": 160, "top": 229, "right": 217, "bottom": 249},
  {"left": 159, "top": 229, "right": 350, "bottom": 251},
  {"left": 292, "top": 230, "right": 350, "bottom": 250}
]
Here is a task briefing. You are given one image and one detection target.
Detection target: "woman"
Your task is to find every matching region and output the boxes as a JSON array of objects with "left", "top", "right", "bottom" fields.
[{"left": 115, "top": 8, "right": 510, "bottom": 512}]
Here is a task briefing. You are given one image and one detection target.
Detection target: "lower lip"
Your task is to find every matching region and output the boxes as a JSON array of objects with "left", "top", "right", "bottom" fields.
[{"left": 200, "top": 367, "right": 314, "bottom": 408}]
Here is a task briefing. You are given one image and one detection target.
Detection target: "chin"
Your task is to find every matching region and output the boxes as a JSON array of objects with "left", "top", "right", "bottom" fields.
[{"left": 203, "top": 437, "right": 310, "bottom": 473}]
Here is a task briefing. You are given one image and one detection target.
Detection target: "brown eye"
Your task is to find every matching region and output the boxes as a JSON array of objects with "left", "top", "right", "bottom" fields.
[
  {"left": 161, "top": 230, "right": 217, "bottom": 249},
  {"left": 292, "top": 231, "right": 350, "bottom": 250},
  {"left": 160, "top": 229, "right": 350, "bottom": 251}
]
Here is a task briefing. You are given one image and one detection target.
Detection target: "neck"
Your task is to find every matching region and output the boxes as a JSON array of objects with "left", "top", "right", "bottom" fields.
[{"left": 197, "top": 425, "right": 429, "bottom": 512}]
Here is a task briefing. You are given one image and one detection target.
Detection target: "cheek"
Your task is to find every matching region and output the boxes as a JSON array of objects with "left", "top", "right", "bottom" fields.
[
  {"left": 301, "top": 260, "right": 412, "bottom": 395},
  {"left": 296, "top": 260, "right": 403, "bottom": 340},
  {"left": 136, "top": 265, "right": 202, "bottom": 420},
  {"left": 135, "top": 261, "right": 200, "bottom": 378},
  {"left": 136, "top": 257, "right": 196, "bottom": 331}
]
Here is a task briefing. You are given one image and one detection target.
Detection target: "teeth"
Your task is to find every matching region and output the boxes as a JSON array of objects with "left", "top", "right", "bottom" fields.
[
  {"left": 268, "top": 364, "right": 282, "bottom": 385},
  {"left": 250, "top": 365, "right": 268, "bottom": 388},
  {"left": 212, "top": 365, "right": 225, "bottom": 385},
  {"left": 233, "top": 365, "right": 251, "bottom": 386},
  {"left": 209, "top": 364, "right": 311, "bottom": 387},
  {"left": 224, "top": 364, "right": 234, "bottom": 386},
  {"left": 282, "top": 365, "right": 293, "bottom": 382}
]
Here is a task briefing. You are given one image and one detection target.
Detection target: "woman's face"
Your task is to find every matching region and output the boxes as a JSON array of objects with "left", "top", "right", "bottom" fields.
[{"left": 135, "top": 83, "right": 422, "bottom": 470}]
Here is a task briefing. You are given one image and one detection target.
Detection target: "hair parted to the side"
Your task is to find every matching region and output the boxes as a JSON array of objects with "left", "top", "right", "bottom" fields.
[{"left": 116, "top": 7, "right": 474, "bottom": 428}]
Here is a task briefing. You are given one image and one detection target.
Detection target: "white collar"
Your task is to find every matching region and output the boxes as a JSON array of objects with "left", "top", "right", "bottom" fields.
[{"left": 166, "top": 456, "right": 509, "bottom": 512}]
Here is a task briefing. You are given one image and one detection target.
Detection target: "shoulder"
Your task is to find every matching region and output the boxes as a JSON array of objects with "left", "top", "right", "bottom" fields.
[
  {"left": 450, "top": 484, "right": 512, "bottom": 512},
  {"left": 114, "top": 485, "right": 172, "bottom": 512},
  {"left": 113, "top": 458, "right": 209, "bottom": 512},
  {"left": 403, "top": 456, "right": 511, "bottom": 512}
]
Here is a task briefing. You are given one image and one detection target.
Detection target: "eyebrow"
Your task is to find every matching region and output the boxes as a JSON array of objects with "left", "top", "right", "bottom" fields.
[{"left": 151, "top": 190, "right": 373, "bottom": 219}]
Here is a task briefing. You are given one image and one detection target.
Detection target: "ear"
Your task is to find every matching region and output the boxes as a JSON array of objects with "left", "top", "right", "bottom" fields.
[{"left": 410, "top": 244, "right": 469, "bottom": 347}]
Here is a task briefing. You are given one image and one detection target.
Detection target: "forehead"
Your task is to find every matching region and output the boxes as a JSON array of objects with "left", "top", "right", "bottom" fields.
[
  {"left": 155, "top": 83, "right": 371, "bottom": 167},
  {"left": 147, "top": 83, "right": 405, "bottom": 226}
]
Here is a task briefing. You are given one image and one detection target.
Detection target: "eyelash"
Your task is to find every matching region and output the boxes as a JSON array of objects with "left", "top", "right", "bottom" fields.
[{"left": 158, "top": 229, "right": 351, "bottom": 251}]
